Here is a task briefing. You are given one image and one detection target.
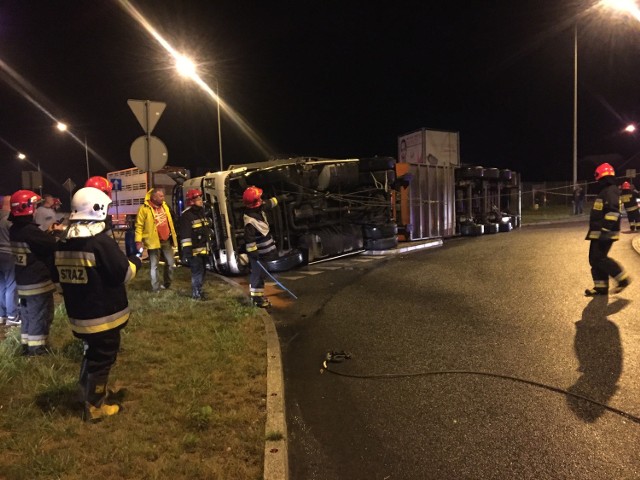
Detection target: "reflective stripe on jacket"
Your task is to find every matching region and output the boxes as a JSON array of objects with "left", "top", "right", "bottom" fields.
[
  {"left": 586, "top": 182, "right": 621, "bottom": 241},
  {"left": 55, "top": 228, "right": 137, "bottom": 336}
]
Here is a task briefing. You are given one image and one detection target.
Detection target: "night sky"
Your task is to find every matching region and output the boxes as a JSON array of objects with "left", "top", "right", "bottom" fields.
[{"left": 2, "top": 0, "right": 640, "bottom": 201}]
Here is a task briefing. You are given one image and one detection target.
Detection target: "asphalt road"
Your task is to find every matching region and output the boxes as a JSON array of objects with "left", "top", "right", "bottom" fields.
[{"left": 270, "top": 223, "right": 640, "bottom": 480}]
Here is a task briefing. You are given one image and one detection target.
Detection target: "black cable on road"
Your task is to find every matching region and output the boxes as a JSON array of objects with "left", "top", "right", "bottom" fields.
[{"left": 321, "top": 355, "right": 640, "bottom": 425}]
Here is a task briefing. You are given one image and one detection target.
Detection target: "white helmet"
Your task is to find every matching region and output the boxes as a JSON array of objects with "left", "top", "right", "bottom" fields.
[{"left": 70, "top": 187, "right": 112, "bottom": 221}]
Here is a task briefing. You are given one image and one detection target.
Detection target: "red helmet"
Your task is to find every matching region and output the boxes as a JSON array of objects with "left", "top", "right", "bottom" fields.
[
  {"left": 622, "top": 181, "right": 632, "bottom": 190},
  {"left": 594, "top": 163, "right": 615, "bottom": 181},
  {"left": 242, "top": 186, "right": 263, "bottom": 208},
  {"left": 85, "top": 176, "right": 113, "bottom": 198},
  {"left": 10, "top": 190, "right": 41, "bottom": 217},
  {"left": 186, "top": 189, "right": 203, "bottom": 206}
]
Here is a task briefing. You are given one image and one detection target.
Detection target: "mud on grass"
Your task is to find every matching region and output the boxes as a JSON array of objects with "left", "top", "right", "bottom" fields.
[{"left": 0, "top": 266, "right": 267, "bottom": 480}]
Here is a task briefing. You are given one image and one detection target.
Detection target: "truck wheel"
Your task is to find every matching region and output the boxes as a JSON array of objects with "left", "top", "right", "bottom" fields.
[
  {"left": 456, "top": 166, "right": 484, "bottom": 180},
  {"left": 363, "top": 223, "right": 398, "bottom": 240},
  {"left": 484, "top": 223, "right": 499, "bottom": 234},
  {"left": 264, "top": 250, "right": 305, "bottom": 272},
  {"left": 364, "top": 236, "right": 398, "bottom": 250},
  {"left": 460, "top": 224, "right": 484, "bottom": 236}
]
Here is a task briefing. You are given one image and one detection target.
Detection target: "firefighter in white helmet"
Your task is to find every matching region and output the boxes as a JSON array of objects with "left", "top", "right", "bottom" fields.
[
  {"left": 178, "top": 188, "right": 213, "bottom": 300},
  {"left": 55, "top": 187, "right": 141, "bottom": 422}
]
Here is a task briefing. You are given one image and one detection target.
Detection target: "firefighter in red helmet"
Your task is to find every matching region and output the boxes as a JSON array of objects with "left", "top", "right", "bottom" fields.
[
  {"left": 178, "top": 188, "right": 213, "bottom": 300},
  {"left": 242, "top": 186, "right": 288, "bottom": 307},
  {"left": 8, "top": 190, "right": 58, "bottom": 355},
  {"left": 620, "top": 180, "right": 639, "bottom": 232},
  {"left": 85, "top": 176, "right": 113, "bottom": 198},
  {"left": 584, "top": 163, "right": 630, "bottom": 295}
]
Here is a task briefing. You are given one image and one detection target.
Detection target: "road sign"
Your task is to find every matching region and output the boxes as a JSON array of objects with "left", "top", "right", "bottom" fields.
[
  {"left": 130, "top": 135, "right": 168, "bottom": 172},
  {"left": 110, "top": 178, "right": 122, "bottom": 191},
  {"left": 21, "top": 171, "right": 41, "bottom": 190},
  {"left": 63, "top": 178, "right": 76, "bottom": 193},
  {"left": 127, "top": 99, "right": 166, "bottom": 134}
]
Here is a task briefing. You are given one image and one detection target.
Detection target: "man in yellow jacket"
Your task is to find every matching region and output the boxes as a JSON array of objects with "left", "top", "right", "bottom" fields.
[{"left": 135, "top": 188, "right": 177, "bottom": 292}]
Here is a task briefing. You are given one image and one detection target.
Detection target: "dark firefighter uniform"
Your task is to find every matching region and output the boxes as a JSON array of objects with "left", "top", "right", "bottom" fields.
[
  {"left": 243, "top": 193, "right": 280, "bottom": 307},
  {"left": 584, "top": 168, "right": 629, "bottom": 296},
  {"left": 10, "top": 215, "right": 57, "bottom": 355},
  {"left": 620, "top": 184, "right": 639, "bottom": 232},
  {"left": 179, "top": 202, "right": 212, "bottom": 300},
  {"left": 55, "top": 210, "right": 141, "bottom": 422}
]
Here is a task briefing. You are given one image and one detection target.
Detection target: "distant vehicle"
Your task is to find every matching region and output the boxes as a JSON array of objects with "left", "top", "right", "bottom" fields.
[{"left": 177, "top": 157, "right": 399, "bottom": 275}]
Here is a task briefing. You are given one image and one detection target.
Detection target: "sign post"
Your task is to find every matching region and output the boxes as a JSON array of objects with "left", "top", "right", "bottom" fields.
[
  {"left": 127, "top": 100, "right": 167, "bottom": 188},
  {"left": 110, "top": 178, "right": 122, "bottom": 219},
  {"left": 62, "top": 178, "right": 76, "bottom": 210}
]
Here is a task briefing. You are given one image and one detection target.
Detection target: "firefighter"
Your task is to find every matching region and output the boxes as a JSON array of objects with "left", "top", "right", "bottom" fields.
[
  {"left": 85, "top": 176, "right": 113, "bottom": 198},
  {"left": 243, "top": 186, "right": 288, "bottom": 308},
  {"left": 55, "top": 187, "right": 141, "bottom": 422},
  {"left": 8, "top": 190, "right": 57, "bottom": 355},
  {"left": 620, "top": 180, "right": 639, "bottom": 232},
  {"left": 178, "top": 189, "right": 212, "bottom": 300},
  {"left": 85, "top": 176, "right": 114, "bottom": 233},
  {"left": 584, "top": 163, "right": 630, "bottom": 296}
]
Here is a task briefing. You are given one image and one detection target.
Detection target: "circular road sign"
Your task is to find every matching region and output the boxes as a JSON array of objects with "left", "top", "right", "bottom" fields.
[{"left": 130, "top": 135, "right": 168, "bottom": 172}]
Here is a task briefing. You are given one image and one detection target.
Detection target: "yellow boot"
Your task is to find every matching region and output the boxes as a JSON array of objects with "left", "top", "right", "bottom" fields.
[{"left": 84, "top": 402, "right": 120, "bottom": 422}]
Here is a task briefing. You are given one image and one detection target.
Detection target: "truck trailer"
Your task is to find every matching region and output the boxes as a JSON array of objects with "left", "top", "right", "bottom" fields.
[{"left": 178, "top": 156, "right": 399, "bottom": 275}]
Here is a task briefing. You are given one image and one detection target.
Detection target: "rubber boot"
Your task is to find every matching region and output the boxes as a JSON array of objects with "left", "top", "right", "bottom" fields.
[
  {"left": 77, "top": 353, "right": 89, "bottom": 403},
  {"left": 252, "top": 296, "right": 271, "bottom": 308},
  {"left": 585, "top": 287, "right": 608, "bottom": 297},
  {"left": 612, "top": 277, "right": 631, "bottom": 294},
  {"left": 83, "top": 374, "right": 120, "bottom": 422},
  {"left": 192, "top": 287, "right": 204, "bottom": 300}
]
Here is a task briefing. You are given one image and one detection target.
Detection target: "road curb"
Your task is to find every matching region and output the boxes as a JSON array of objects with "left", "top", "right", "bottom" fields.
[
  {"left": 213, "top": 273, "right": 288, "bottom": 480},
  {"left": 632, "top": 235, "right": 640, "bottom": 256},
  {"left": 361, "top": 238, "right": 443, "bottom": 255},
  {"left": 262, "top": 313, "right": 288, "bottom": 480}
]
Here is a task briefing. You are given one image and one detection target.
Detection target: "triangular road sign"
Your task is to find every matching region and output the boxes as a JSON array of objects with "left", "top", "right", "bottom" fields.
[{"left": 127, "top": 99, "right": 166, "bottom": 134}]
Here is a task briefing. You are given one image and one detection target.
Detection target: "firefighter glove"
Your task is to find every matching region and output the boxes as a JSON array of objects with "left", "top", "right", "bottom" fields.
[{"left": 181, "top": 247, "right": 193, "bottom": 266}]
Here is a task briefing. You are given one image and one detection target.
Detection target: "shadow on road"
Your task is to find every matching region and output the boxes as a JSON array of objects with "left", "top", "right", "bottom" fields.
[{"left": 567, "top": 296, "right": 630, "bottom": 422}]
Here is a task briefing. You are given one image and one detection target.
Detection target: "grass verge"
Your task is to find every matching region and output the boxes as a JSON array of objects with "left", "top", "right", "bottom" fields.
[
  {"left": 521, "top": 204, "right": 589, "bottom": 224},
  {"left": 0, "top": 265, "right": 267, "bottom": 480}
]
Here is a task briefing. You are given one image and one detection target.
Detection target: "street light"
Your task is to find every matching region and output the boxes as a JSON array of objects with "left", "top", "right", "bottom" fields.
[
  {"left": 56, "top": 122, "right": 90, "bottom": 179},
  {"left": 175, "top": 54, "right": 224, "bottom": 171}
]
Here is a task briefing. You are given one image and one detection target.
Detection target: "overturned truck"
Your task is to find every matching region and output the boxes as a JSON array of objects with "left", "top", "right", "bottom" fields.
[{"left": 178, "top": 157, "right": 399, "bottom": 275}]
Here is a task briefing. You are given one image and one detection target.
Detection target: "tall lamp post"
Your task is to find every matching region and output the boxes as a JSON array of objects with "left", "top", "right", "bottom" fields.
[
  {"left": 573, "top": 23, "right": 578, "bottom": 188},
  {"left": 56, "top": 122, "right": 90, "bottom": 179},
  {"left": 216, "top": 80, "right": 223, "bottom": 171},
  {"left": 175, "top": 54, "right": 224, "bottom": 171}
]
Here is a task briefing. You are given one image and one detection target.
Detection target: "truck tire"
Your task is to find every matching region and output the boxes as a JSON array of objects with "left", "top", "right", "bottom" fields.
[
  {"left": 499, "top": 222, "right": 513, "bottom": 232},
  {"left": 460, "top": 224, "right": 484, "bottom": 236},
  {"left": 484, "top": 223, "right": 499, "bottom": 234},
  {"left": 483, "top": 168, "right": 500, "bottom": 179},
  {"left": 264, "top": 250, "right": 305, "bottom": 272},
  {"left": 362, "top": 223, "right": 398, "bottom": 240},
  {"left": 456, "top": 166, "right": 484, "bottom": 180},
  {"left": 364, "top": 236, "right": 398, "bottom": 250}
]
